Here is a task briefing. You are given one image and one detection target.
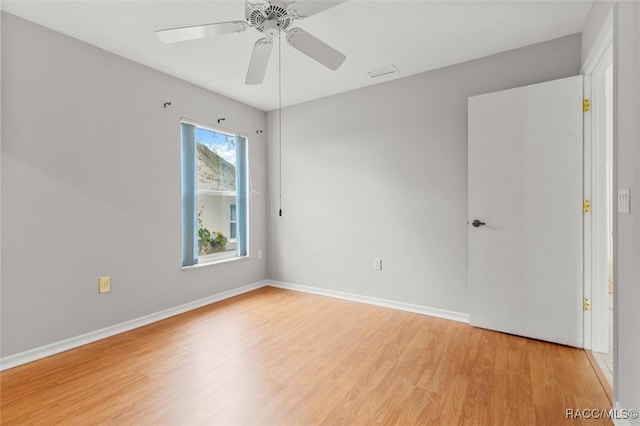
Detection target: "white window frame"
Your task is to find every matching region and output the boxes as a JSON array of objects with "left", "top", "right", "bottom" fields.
[{"left": 180, "top": 118, "right": 249, "bottom": 268}]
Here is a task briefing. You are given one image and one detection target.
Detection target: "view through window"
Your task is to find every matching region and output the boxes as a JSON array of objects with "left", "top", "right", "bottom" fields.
[
  {"left": 196, "top": 127, "right": 237, "bottom": 257},
  {"left": 181, "top": 121, "right": 247, "bottom": 266}
]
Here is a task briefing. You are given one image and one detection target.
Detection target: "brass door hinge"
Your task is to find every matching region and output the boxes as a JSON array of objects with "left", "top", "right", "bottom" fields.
[
  {"left": 583, "top": 298, "right": 591, "bottom": 311},
  {"left": 583, "top": 199, "right": 591, "bottom": 213},
  {"left": 583, "top": 99, "right": 591, "bottom": 112}
]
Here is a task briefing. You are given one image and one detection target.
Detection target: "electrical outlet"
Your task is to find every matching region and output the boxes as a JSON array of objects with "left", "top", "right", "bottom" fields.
[
  {"left": 374, "top": 259, "right": 382, "bottom": 271},
  {"left": 258, "top": 250, "right": 263, "bottom": 260},
  {"left": 98, "top": 276, "right": 111, "bottom": 294}
]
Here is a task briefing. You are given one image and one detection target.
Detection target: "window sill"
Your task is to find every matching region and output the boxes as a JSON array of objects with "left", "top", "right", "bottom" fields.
[{"left": 181, "top": 254, "right": 249, "bottom": 270}]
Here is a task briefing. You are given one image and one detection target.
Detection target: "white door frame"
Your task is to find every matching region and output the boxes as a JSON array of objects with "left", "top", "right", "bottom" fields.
[{"left": 581, "top": 10, "right": 613, "bottom": 353}]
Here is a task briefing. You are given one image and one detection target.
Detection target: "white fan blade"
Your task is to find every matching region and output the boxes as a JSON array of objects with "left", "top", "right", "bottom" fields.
[
  {"left": 291, "top": 1, "right": 348, "bottom": 19},
  {"left": 156, "top": 21, "right": 248, "bottom": 44},
  {"left": 286, "top": 28, "right": 345, "bottom": 70},
  {"left": 246, "top": 38, "right": 274, "bottom": 85}
]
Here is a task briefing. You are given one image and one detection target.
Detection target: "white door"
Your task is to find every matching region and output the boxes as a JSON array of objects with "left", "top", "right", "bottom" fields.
[{"left": 468, "top": 75, "right": 583, "bottom": 347}]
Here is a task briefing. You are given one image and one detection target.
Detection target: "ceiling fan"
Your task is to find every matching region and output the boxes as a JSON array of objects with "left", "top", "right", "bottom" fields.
[{"left": 155, "top": 0, "right": 348, "bottom": 85}]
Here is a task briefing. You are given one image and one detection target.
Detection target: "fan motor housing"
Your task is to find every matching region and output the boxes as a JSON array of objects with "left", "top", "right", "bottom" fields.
[
  {"left": 247, "top": 2, "right": 292, "bottom": 34},
  {"left": 262, "top": 20, "right": 280, "bottom": 38}
]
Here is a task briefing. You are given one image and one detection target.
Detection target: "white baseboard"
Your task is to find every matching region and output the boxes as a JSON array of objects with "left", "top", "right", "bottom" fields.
[
  {"left": 267, "top": 280, "right": 469, "bottom": 323},
  {"left": 0, "top": 280, "right": 268, "bottom": 371},
  {"left": 1, "top": 280, "right": 469, "bottom": 371}
]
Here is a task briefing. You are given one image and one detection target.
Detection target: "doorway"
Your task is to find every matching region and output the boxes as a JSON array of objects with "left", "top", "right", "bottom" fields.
[
  {"left": 592, "top": 62, "right": 614, "bottom": 387},
  {"left": 581, "top": 12, "right": 614, "bottom": 392}
]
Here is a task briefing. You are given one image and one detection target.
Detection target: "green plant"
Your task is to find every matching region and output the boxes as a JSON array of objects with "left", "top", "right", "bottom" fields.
[
  {"left": 197, "top": 208, "right": 228, "bottom": 255},
  {"left": 210, "top": 231, "right": 228, "bottom": 252},
  {"left": 198, "top": 227, "right": 211, "bottom": 254}
]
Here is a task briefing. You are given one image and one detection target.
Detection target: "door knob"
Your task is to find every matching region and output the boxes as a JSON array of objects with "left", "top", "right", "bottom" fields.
[{"left": 472, "top": 219, "right": 486, "bottom": 228}]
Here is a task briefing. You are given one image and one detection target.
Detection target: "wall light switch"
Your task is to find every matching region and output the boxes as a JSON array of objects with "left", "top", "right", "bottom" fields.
[
  {"left": 258, "top": 250, "right": 263, "bottom": 260},
  {"left": 618, "top": 189, "right": 630, "bottom": 214}
]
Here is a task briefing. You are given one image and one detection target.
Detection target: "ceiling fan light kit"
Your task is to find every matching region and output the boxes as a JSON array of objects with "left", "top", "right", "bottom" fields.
[{"left": 155, "top": 0, "right": 348, "bottom": 85}]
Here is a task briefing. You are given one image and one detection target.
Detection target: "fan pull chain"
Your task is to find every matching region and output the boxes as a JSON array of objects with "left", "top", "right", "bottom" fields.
[{"left": 278, "top": 29, "right": 283, "bottom": 217}]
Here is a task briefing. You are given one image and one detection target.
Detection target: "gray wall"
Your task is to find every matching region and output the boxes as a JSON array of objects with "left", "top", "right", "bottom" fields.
[
  {"left": 1, "top": 12, "right": 268, "bottom": 357},
  {"left": 581, "top": 1, "right": 615, "bottom": 63},
  {"left": 0, "top": 3, "right": 3, "bottom": 362},
  {"left": 266, "top": 34, "right": 582, "bottom": 314},
  {"left": 582, "top": 2, "right": 640, "bottom": 419},
  {"left": 613, "top": 2, "right": 640, "bottom": 421}
]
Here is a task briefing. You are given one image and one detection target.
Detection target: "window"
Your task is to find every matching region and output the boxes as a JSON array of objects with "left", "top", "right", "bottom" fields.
[{"left": 181, "top": 121, "right": 248, "bottom": 266}]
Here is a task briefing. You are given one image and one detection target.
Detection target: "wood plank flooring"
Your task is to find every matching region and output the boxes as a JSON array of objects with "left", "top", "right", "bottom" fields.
[{"left": 1, "top": 287, "right": 611, "bottom": 425}]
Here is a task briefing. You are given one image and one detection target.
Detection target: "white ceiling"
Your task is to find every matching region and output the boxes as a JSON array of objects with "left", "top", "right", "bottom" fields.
[{"left": 2, "top": 0, "right": 593, "bottom": 112}]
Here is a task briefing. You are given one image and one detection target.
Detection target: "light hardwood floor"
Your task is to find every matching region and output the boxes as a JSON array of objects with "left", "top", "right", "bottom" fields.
[{"left": 1, "top": 287, "right": 611, "bottom": 425}]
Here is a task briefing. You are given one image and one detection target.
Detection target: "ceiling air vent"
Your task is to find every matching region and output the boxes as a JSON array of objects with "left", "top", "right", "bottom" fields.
[{"left": 366, "top": 64, "right": 398, "bottom": 79}]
